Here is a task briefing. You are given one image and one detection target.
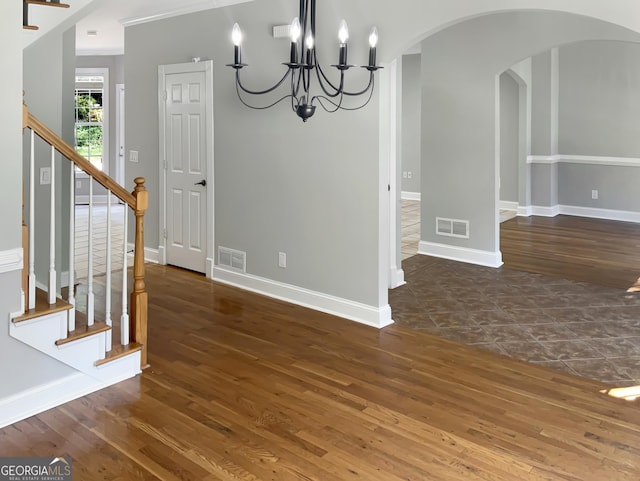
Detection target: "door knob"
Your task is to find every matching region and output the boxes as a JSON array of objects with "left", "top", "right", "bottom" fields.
[{"left": 194, "top": 179, "right": 207, "bottom": 187}]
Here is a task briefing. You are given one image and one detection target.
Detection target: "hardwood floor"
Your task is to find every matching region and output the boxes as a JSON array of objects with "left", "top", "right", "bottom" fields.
[
  {"left": 501, "top": 215, "right": 640, "bottom": 290},
  {"left": 2, "top": 264, "right": 640, "bottom": 480}
]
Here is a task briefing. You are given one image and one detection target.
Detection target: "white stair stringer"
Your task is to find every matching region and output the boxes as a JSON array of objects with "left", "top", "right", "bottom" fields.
[{"left": 9, "top": 309, "right": 141, "bottom": 383}]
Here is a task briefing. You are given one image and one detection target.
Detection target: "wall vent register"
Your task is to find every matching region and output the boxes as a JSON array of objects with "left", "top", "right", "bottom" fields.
[
  {"left": 218, "top": 247, "right": 247, "bottom": 273},
  {"left": 436, "top": 217, "right": 470, "bottom": 239}
]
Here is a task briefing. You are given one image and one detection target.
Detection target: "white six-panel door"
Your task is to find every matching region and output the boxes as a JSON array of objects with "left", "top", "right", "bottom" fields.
[{"left": 159, "top": 62, "right": 213, "bottom": 274}]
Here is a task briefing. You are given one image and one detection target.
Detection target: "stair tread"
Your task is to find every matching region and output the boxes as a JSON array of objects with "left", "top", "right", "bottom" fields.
[
  {"left": 25, "top": 1, "right": 70, "bottom": 8},
  {"left": 96, "top": 343, "right": 144, "bottom": 366},
  {"left": 13, "top": 288, "right": 72, "bottom": 323},
  {"left": 56, "top": 320, "right": 111, "bottom": 346}
]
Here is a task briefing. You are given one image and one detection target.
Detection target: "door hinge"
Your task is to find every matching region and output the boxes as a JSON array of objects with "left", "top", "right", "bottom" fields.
[
  {"left": 163, "top": 228, "right": 168, "bottom": 239},
  {"left": 163, "top": 90, "right": 168, "bottom": 101},
  {"left": 388, "top": 184, "right": 391, "bottom": 192}
]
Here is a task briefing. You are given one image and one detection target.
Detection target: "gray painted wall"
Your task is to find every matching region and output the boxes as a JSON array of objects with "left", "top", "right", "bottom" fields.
[
  {"left": 0, "top": 1, "right": 75, "bottom": 399},
  {"left": 528, "top": 41, "right": 640, "bottom": 212},
  {"left": 500, "top": 72, "right": 519, "bottom": 203},
  {"left": 23, "top": 25, "right": 76, "bottom": 288},
  {"left": 420, "top": 12, "right": 640, "bottom": 254},
  {"left": 559, "top": 41, "right": 640, "bottom": 156},
  {"left": 401, "top": 54, "right": 421, "bottom": 194},
  {"left": 559, "top": 163, "right": 640, "bottom": 211},
  {"left": 531, "top": 51, "right": 553, "bottom": 156},
  {"left": 125, "top": 0, "right": 381, "bottom": 306}
]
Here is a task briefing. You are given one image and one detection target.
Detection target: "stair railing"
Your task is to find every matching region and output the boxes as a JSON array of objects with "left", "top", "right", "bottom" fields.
[{"left": 22, "top": 103, "right": 148, "bottom": 369}]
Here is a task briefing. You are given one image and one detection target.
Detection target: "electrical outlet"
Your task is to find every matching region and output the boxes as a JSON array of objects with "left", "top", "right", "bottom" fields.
[
  {"left": 278, "top": 252, "right": 287, "bottom": 268},
  {"left": 403, "top": 171, "right": 407, "bottom": 179},
  {"left": 130, "top": 150, "right": 139, "bottom": 163},
  {"left": 592, "top": 190, "right": 598, "bottom": 200},
  {"left": 407, "top": 171, "right": 412, "bottom": 179}
]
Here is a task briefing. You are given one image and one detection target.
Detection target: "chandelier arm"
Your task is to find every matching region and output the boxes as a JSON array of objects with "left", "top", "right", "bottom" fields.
[
  {"left": 314, "top": 63, "right": 344, "bottom": 98},
  {"left": 341, "top": 72, "right": 375, "bottom": 97},
  {"left": 235, "top": 68, "right": 292, "bottom": 96},
  {"left": 314, "top": 55, "right": 341, "bottom": 94},
  {"left": 235, "top": 80, "right": 293, "bottom": 110},
  {"left": 313, "top": 77, "right": 375, "bottom": 112}
]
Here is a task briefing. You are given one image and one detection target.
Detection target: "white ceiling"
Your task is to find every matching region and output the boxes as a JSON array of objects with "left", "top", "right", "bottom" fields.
[{"left": 75, "top": 0, "right": 252, "bottom": 56}]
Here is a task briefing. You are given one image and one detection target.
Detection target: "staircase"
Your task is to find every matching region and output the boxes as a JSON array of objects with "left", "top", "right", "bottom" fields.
[
  {"left": 2, "top": 101, "right": 149, "bottom": 426},
  {"left": 23, "top": 0, "right": 70, "bottom": 31}
]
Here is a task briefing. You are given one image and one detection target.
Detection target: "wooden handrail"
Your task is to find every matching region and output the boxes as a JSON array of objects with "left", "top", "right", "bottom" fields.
[{"left": 24, "top": 112, "right": 136, "bottom": 208}]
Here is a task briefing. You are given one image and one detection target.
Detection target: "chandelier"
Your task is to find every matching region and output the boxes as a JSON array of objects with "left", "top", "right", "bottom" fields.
[{"left": 226, "top": 0, "right": 381, "bottom": 122}]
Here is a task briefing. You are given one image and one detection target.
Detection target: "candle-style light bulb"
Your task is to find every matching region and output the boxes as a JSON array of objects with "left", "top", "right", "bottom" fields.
[
  {"left": 288, "top": 17, "right": 301, "bottom": 64},
  {"left": 338, "top": 19, "right": 349, "bottom": 65},
  {"left": 368, "top": 26, "right": 378, "bottom": 48},
  {"left": 368, "top": 27, "right": 378, "bottom": 67},
  {"left": 232, "top": 23, "right": 242, "bottom": 46},
  {"left": 338, "top": 20, "right": 349, "bottom": 44},
  {"left": 305, "top": 33, "right": 314, "bottom": 66},
  {"left": 232, "top": 23, "right": 242, "bottom": 65},
  {"left": 290, "top": 17, "right": 301, "bottom": 42}
]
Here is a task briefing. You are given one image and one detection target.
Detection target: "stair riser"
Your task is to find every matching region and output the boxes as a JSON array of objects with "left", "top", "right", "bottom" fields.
[{"left": 11, "top": 311, "right": 107, "bottom": 377}]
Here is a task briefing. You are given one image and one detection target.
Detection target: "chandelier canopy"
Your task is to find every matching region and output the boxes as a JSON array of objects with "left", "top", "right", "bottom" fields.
[{"left": 226, "top": 0, "right": 381, "bottom": 122}]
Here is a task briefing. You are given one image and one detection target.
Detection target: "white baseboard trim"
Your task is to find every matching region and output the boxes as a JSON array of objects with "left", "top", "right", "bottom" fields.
[
  {"left": 418, "top": 241, "right": 503, "bottom": 268},
  {"left": 523, "top": 204, "right": 640, "bottom": 223},
  {"left": 517, "top": 205, "right": 533, "bottom": 217},
  {"left": 558, "top": 205, "right": 640, "bottom": 223},
  {"left": 0, "top": 248, "right": 23, "bottom": 274},
  {"left": 127, "top": 243, "right": 160, "bottom": 264},
  {"left": 211, "top": 266, "right": 394, "bottom": 329},
  {"left": 0, "top": 370, "right": 138, "bottom": 429},
  {"left": 389, "top": 267, "right": 406, "bottom": 289},
  {"left": 499, "top": 201, "right": 518, "bottom": 211},
  {"left": 530, "top": 205, "right": 561, "bottom": 217},
  {"left": 527, "top": 154, "right": 640, "bottom": 167},
  {"left": 401, "top": 191, "right": 421, "bottom": 201}
]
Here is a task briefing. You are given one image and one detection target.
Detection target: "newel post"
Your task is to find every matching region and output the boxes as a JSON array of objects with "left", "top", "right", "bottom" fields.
[{"left": 131, "top": 177, "right": 149, "bottom": 368}]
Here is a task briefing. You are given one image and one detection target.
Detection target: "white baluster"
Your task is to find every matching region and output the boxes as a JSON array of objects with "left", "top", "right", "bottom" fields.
[
  {"left": 68, "top": 165, "right": 76, "bottom": 332},
  {"left": 105, "top": 190, "right": 113, "bottom": 352},
  {"left": 121, "top": 207, "right": 129, "bottom": 346},
  {"left": 48, "top": 146, "right": 57, "bottom": 306},
  {"left": 87, "top": 179, "right": 95, "bottom": 326},
  {"left": 28, "top": 131, "right": 36, "bottom": 310}
]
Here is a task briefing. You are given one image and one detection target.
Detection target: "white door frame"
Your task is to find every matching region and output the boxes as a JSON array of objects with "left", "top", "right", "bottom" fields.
[
  {"left": 158, "top": 61, "right": 215, "bottom": 277},
  {"left": 115, "top": 83, "right": 125, "bottom": 186}
]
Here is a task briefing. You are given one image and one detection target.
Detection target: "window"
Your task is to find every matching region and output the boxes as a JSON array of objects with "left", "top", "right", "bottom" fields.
[{"left": 74, "top": 68, "right": 108, "bottom": 172}]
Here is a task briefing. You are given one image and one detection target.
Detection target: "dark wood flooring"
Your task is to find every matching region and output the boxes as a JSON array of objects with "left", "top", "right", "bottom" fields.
[
  {"left": 2, "top": 264, "right": 640, "bottom": 480},
  {"left": 500, "top": 214, "right": 640, "bottom": 290}
]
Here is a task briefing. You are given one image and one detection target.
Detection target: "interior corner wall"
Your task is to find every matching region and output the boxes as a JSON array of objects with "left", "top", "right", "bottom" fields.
[
  {"left": 124, "top": 0, "right": 382, "bottom": 307},
  {"left": 401, "top": 54, "right": 421, "bottom": 195},
  {"left": 499, "top": 72, "right": 519, "bottom": 203},
  {"left": 531, "top": 51, "right": 553, "bottom": 157}
]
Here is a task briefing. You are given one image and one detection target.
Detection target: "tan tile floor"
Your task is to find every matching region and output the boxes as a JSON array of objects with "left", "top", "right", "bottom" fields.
[
  {"left": 395, "top": 200, "right": 640, "bottom": 386},
  {"left": 74, "top": 203, "right": 128, "bottom": 281}
]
